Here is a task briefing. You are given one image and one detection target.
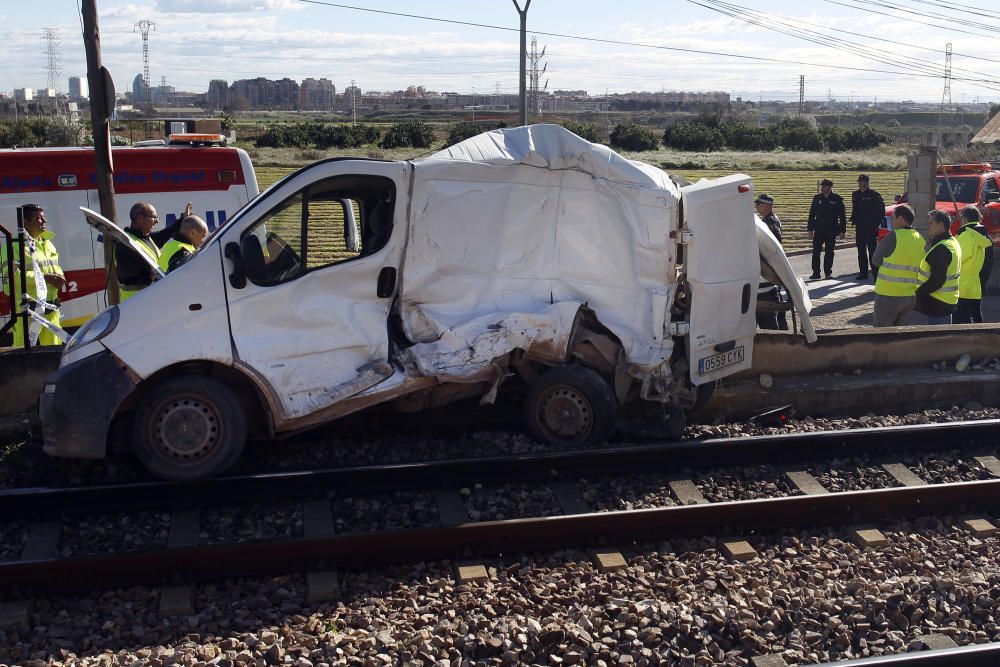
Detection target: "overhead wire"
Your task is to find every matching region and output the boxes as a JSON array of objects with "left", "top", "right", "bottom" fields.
[
  {"left": 291, "top": 0, "right": 1000, "bottom": 91},
  {"left": 823, "top": 0, "right": 999, "bottom": 39},
  {"left": 689, "top": 0, "right": 974, "bottom": 82}
]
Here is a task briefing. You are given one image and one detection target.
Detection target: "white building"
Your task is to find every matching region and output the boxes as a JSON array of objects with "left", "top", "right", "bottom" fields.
[{"left": 14, "top": 88, "right": 34, "bottom": 102}]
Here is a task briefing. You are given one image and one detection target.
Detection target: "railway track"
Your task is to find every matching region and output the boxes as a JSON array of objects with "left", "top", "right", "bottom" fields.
[
  {"left": 4, "top": 419, "right": 1000, "bottom": 665},
  {"left": 1, "top": 419, "right": 999, "bottom": 588}
]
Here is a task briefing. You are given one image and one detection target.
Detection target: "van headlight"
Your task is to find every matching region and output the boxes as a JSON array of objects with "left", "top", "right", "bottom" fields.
[{"left": 66, "top": 306, "right": 119, "bottom": 352}]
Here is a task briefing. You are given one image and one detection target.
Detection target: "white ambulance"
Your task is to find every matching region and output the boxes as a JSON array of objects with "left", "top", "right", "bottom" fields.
[
  {"left": 0, "top": 139, "right": 258, "bottom": 334},
  {"left": 40, "top": 125, "right": 814, "bottom": 480}
]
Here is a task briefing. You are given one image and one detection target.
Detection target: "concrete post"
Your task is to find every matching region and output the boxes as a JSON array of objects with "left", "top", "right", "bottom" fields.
[{"left": 906, "top": 146, "right": 937, "bottom": 233}]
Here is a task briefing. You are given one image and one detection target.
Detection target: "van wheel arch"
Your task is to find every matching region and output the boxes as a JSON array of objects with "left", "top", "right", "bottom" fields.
[{"left": 114, "top": 361, "right": 272, "bottom": 452}]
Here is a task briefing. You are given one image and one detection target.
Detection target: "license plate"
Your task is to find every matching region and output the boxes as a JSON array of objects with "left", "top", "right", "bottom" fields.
[{"left": 698, "top": 345, "right": 745, "bottom": 375}]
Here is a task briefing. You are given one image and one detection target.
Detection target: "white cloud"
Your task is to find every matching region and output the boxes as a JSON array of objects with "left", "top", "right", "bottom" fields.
[{"left": 155, "top": 0, "right": 300, "bottom": 13}]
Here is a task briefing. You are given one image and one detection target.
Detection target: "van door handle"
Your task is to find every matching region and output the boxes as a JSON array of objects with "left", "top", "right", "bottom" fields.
[
  {"left": 714, "top": 340, "right": 736, "bottom": 352},
  {"left": 377, "top": 267, "right": 397, "bottom": 298}
]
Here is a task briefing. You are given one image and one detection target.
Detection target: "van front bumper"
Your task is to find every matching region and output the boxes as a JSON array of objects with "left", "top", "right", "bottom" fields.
[{"left": 40, "top": 349, "right": 137, "bottom": 459}]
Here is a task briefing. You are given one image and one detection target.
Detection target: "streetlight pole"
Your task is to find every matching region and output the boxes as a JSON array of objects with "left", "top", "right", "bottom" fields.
[{"left": 512, "top": 0, "right": 531, "bottom": 127}]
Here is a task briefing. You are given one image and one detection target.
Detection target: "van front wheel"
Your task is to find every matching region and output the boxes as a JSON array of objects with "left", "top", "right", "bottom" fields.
[
  {"left": 524, "top": 365, "right": 617, "bottom": 448},
  {"left": 132, "top": 375, "right": 247, "bottom": 481}
]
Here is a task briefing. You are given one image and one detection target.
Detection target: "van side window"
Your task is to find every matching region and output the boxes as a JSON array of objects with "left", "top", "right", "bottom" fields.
[{"left": 242, "top": 175, "right": 395, "bottom": 285}]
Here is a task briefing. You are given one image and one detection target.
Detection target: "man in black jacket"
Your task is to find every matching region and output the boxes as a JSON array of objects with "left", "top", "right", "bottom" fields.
[
  {"left": 115, "top": 202, "right": 183, "bottom": 301},
  {"left": 915, "top": 210, "right": 961, "bottom": 325},
  {"left": 850, "top": 174, "right": 885, "bottom": 280},
  {"left": 807, "top": 178, "right": 846, "bottom": 280}
]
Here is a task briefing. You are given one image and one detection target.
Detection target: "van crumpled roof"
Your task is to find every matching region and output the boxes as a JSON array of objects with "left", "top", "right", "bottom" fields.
[{"left": 427, "top": 123, "right": 676, "bottom": 193}]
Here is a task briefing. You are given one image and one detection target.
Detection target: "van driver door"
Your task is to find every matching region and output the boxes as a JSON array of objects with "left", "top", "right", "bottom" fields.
[{"left": 221, "top": 161, "right": 407, "bottom": 423}]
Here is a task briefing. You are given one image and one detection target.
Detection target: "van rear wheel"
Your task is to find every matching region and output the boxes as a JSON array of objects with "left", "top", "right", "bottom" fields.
[
  {"left": 524, "top": 365, "right": 617, "bottom": 448},
  {"left": 132, "top": 375, "right": 247, "bottom": 481}
]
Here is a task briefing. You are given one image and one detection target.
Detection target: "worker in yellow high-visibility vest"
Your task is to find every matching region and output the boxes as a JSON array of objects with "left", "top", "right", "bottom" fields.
[
  {"left": 871, "top": 204, "right": 924, "bottom": 327},
  {"left": 954, "top": 206, "right": 994, "bottom": 324},
  {"left": 1, "top": 204, "right": 66, "bottom": 347},
  {"left": 915, "top": 210, "right": 962, "bottom": 325},
  {"left": 115, "top": 202, "right": 183, "bottom": 301},
  {"left": 158, "top": 215, "right": 209, "bottom": 274}
]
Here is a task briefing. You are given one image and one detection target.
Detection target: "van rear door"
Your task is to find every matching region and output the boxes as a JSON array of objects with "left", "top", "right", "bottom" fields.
[{"left": 681, "top": 174, "right": 759, "bottom": 384}]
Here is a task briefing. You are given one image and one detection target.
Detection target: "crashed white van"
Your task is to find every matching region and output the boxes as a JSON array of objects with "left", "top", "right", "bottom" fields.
[{"left": 40, "top": 125, "right": 813, "bottom": 480}]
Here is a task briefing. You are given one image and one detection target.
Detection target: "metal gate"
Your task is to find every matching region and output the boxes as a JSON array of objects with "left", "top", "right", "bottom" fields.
[{"left": 0, "top": 220, "right": 34, "bottom": 350}]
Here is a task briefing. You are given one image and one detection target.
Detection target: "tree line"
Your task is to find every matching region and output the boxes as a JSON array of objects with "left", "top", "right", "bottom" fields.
[{"left": 0, "top": 115, "right": 889, "bottom": 153}]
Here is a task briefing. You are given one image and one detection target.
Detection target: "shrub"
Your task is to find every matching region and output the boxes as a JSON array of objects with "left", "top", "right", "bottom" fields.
[
  {"left": 609, "top": 121, "right": 660, "bottom": 151},
  {"left": 380, "top": 121, "right": 436, "bottom": 149},
  {"left": 718, "top": 121, "right": 777, "bottom": 151},
  {"left": 663, "top": 121, "right": 725, "bottom": 152},
  {"left": 446, "top": 122, "right": 485, "bottom": 146},
  {"left": 560, "top": 121, "right": 602, "bottom": 143},
  {"left": 773, "top": 117, "right": 824, "bottom": 151},
  {"left": 0, "top": 120, "right": 48, "bottom": 148},
  {"left": 314, "top": 123, "right": 379, "bottom": 149}
]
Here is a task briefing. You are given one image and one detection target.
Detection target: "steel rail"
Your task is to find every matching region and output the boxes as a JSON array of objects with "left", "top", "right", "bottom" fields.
[
  {"left": 2, "top": 418, "right": 999, "bottom": 517},
  {"left": 828, "top": 642, "right": 1000, "bottom": 665},
  {"left": 3, "top": 478, "right": 1000, "bottom": 595}
]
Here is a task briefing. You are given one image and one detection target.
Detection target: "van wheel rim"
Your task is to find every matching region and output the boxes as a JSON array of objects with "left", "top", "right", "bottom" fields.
[
  {"left": 538, "top": 386, "right": 592, "bottom": 440},
  {"left": 153, "top": 397, "right": 220, "bottom": 462}
]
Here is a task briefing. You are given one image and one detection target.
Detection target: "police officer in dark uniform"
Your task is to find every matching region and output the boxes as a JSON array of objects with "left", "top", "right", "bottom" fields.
[
  {"left": 850, "top": 174, "right": 886, "bottom": 280},
  {"left": 807, "top": 178, "right": 846, "bottom": 280},
  {"left": 755, "top": 193, "right": 781, "bottom": 244}
]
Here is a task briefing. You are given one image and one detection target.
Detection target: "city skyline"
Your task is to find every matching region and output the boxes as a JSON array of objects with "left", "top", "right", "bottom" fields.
[{"left": 1, "top": 1, "right": 999, "bottom": 104}]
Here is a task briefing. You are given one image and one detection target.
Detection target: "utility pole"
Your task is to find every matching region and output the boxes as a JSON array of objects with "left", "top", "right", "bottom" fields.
[
  {"left": 512, "top": 0, "right": 531, "bottom": 127},
  {"left": 527, "top": 37, "right": 547, "bottom": 120},
  {"left": 83, "top": 0, "right": 120, "bottom": 304},
  {"left": 133, "top": 20, "right": 155, "bottom": 107},
  {"left": 939, "top": 42, "right": 952, "bottom": 126},
  {"left": 798, "top": 75, "right": 804, "bottom": 115},
  {"left": 350, "top": 79, "right": 357, "bottom": 125},
  {"left": 42, "top": 28, "right": 62, "bottom": 115}
]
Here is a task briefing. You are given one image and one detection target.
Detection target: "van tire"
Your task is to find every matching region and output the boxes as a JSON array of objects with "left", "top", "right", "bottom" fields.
[
  {"left": 524, "top": 365, "right": 617, "bottom": 448},
  {"left": 132, "top": 375, "right": 247, "bottom": 481}
]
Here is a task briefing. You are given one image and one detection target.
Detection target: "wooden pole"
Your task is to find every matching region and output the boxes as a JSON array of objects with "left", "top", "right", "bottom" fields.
[{"left": 82, "top": 0, "right": 120, "bottom": 305}]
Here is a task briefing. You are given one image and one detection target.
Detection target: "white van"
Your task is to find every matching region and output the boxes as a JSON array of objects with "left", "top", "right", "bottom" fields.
[
  {"left": 0, "top": 141, "right": 258, "bottom": 334},
  {"left": 40, "top": 125, "right": 813, "bottom": 480}
]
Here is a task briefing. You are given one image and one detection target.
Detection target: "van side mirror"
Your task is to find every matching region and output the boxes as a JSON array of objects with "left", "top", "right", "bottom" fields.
[
  {"left": 340, "top": 198, "right": 361, "bottom": 253},
  {"left": 986, "top": 192, "right": 1000, "bottom": 203},
  {"left": 240, "top": 234, "right": 267, "bottom": 283}
]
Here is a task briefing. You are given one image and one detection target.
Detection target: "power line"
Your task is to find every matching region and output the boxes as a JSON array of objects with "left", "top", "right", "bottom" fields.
[
  {"left": 823, "top": 0, "right": 999, "bottom": 40},
  {"left": 696, "top": 0, "right": 1000, "bottom": 72},
  {"left": 292, "top": 0, "right": 1000, "bottom": 92}
]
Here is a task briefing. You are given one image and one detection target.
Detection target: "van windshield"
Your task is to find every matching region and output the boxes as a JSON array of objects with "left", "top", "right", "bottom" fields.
[{"left": 935, "top": 177, "right": 979, "bottom": 203}]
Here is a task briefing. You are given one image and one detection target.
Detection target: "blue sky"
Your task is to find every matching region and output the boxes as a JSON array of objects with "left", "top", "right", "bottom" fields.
[{"left": 1, "top": 0, "right": 998, "bottom": 103}]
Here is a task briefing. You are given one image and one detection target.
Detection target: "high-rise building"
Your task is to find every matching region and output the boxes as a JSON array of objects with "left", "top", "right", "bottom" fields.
[
  {"left": 207, "top": 79, "right": 229, "bottom": 110},
  {"left": 14, "top": 88, "right": 34, "bottom": 102},
  {"left": 300, "top": 78, "right": 335, "bottom": 110},
  {"left": 132, "top": 74, "right": 145, "bottom": 104},
  {"left": 68, "top": 76, "right": 89, "bottom": 101}
]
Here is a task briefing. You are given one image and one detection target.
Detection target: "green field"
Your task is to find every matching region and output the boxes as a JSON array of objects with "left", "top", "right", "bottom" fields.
[{"left": 254, "top": 165, "right": 905, "bottom": 253}]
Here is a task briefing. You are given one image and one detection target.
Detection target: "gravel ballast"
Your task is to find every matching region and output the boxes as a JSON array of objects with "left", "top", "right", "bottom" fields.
[{"left": 4, "top": 518, "right": 1000, "bottom": 666}]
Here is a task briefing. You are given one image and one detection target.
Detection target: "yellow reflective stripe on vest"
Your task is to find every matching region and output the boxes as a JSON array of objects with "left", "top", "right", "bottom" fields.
[
  {"left": 875, "top": 228, "right": 925, "bottom": 297},
  {"left": 918, "top": 236, "right": 961, "bottom": 306},
  {"left": 158, "top": 238, "right": 196, "bottom": 273}
]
